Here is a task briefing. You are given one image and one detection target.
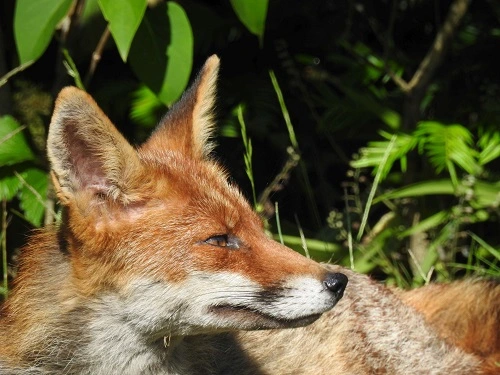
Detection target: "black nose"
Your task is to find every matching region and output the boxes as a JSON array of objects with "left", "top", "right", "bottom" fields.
[{"left": 323, "top": 272, "right": 348, "bottom": 299}]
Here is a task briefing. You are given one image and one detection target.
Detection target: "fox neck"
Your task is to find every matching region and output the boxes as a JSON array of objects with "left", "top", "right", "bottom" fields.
[{"left": 0, "top": 231, "right": 208, "bottom": 375}]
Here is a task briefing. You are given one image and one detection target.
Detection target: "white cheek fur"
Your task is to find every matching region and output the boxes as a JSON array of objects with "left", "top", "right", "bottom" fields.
[{"left": 99, "top": 272, "right": 335, "bottom": 338}]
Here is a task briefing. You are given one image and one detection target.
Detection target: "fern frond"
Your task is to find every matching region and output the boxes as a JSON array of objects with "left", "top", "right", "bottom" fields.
[
  {"left": 351, "top": 130, "right": 418, "bottom": 180},
  {"left": 415, "top": 122, "right": 481, "bottom": 181}
]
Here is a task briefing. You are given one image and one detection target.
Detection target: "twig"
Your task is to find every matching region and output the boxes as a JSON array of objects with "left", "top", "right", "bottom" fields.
[
  {"left": 0, "top": 61, "right": 34, "bottom": 89},
  {"left": 52, "top": 0, "right": 87, "bottom": 94},
  {"left": 393, "top": 0, "right": 470, "bottom": 95},
  {"left": 258, "top": 147, "right": 300, "bottom": 218},
  {"left": 84, "top": 26, "right": 111, "bottom": 88},
  {"left": 0, "top": 126, "right": 27, "bottom": 145},
  {"left": 406, "top": 0, "right": 470, "bottom": 94},
  {"left": 1, "top": 199, "right": 7, "bottom": 298},
  {"left": 62, "top": 49, "right": 85, "bottom": 89}
]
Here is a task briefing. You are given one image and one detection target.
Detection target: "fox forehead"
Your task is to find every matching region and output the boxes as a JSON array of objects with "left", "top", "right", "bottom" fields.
[{"left": 138, "top": 149, "right": 258, "bottom": 233}]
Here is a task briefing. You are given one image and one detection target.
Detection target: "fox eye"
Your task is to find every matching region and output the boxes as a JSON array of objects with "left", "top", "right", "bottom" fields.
[{"left": 204, "top": 234, "right": 239, "bottom": 249}]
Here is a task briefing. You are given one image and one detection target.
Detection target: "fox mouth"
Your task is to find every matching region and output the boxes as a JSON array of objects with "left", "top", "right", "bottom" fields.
[{"left": 209, "top": 304, "right": 322, "bottom": 328}]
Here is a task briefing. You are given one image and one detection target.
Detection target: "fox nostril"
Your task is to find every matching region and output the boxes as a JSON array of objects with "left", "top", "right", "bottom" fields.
[{"left": 323, "top": 272, "right": 348, "bottom": 298}]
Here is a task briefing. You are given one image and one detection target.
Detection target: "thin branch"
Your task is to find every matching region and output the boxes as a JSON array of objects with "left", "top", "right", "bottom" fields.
[
  {"left": 52, "top": 0, "right": 87, "bottom": 94},
  {"left": 0, "top": 61, "right": 34, "bottom": 89},
  {"left": 405, "top": 0, "right": 470, "bottom": 95},
  {"left": 84, "top": 26, "right": 111, "bottom": 88},
  {"left": 0, "top": 125, "right": 27, "bottom": 145},
  {"left": 62, "top": 49, "right": 85, "bottom": 89},
  {"left": 1, "top": 199, "right": 7, "bottom": 299},
  {"left": 258, "top": 147, "right": 300, "bottom": 219}
]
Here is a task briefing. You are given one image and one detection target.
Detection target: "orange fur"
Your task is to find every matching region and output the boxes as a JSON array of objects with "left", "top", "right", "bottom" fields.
[
  {"left": 400, "top": 280, "right": 500, "bottom": 374},
  {"left": 0, "top": 55, "right": 496, "bottom": 375},
  {"left": 0, "top": 56, "right": 347, "bottom": 374}
]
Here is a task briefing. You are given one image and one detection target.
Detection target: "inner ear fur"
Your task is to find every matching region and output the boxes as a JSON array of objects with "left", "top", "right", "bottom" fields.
[
  {"left": 47, "top": 87, "right": 143, "bottom": 204},
  {"left": 140, "top": 55, "right": 220, "bottom": 159}
]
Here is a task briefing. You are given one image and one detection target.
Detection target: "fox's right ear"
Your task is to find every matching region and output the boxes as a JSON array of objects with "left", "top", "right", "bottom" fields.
[
  {"left": 140, "top": 55, "right": 220, "bottom": 159},
  {"left": 48, "top": 87, "right": 143, "bottom": 204}
]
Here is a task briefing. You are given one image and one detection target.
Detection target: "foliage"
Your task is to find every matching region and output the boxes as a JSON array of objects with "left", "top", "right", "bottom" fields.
[
  {"left": 1, "top": 0, "right": 500, "bottom": 297},
  {"left": 351, "top": 123, "right": 500, "bottom": 285},
  {"left": 14, "top": 0, "right": 73, "bottom": 64}
]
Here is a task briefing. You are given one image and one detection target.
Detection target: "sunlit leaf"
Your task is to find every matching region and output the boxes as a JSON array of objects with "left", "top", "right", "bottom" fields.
[
  {"left": 18, "top": 168, "right": 48, "bottom": 227},
  {"left": 230, "top": 0, "right": 268, "bottom": 45},
  {"left": 0, "top": 116, "right": 35, "bottom": 167},
  {"left": 129, "top": 1, "right": 193, "bottom": 106},
  {"left": 0, "top": 169, "right": 22, "bottom": 201},
  {"left": 478, "top": 130, "right": 500, "bottom": 165},
  {"left": 130, "top": 85, "right": 165, "bottom": 127},
  {"left": 98, "top": 0, "right": 148, "bottom": 61},
  {"left": 14, "top": 0, "right": 73, "bottom": 63}
]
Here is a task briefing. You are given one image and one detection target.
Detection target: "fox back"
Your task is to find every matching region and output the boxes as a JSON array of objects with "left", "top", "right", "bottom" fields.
[{"left": 0, "top": 56, "right": 347, "bottom": 374}]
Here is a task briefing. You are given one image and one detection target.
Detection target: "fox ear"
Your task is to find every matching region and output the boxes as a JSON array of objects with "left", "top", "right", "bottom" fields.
[
  {"left": 140, "top": 55, "right": 220, "bottom": 159},
  {"left": 48, "top": 87, "right": 142, "bottom": 204}
]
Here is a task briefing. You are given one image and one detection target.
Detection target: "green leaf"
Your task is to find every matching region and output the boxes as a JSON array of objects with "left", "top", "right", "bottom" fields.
[
  {"left": 98, "top": 0, "right": 148, "bottom": 61},
  {"left": 478, "top": 130, "right": 500, "bottom": 165},
  {"left": 129, "top": 1, "right": 193, "bottom": 106},
  {"left": 351, "top": 131, "right": 418, "bottom": 180},
  {"left": 18, "top": 168, "right": 48, "bottom": 227},
  {"left": 0, "top": 116, "right": 35, "bottom": 167},
  {"left": 468, "top": 232, "right": 500, "bottom": 261},
  {"left": 278, "top": 235, "right": 340, "bottom": 252},
  {"left": 230, "top": 0, "right": 268, "bottom": 46},
  {"left": 14, "top": 0, "right": 73, "bottom": 64},
  {"left": 0, "top": 168, "right": 23, "bottom": 201},
  {"left": 415, "top": 122, "right": 480, "bottom": 177},
  {"left": 399, "top": 211, "right": 450, "bottom": 238},
  {"left": 130, "top": 85, "right": 165, "bottom": 127},
  {"left": 338, "top": 85, "right": 401, "bottom": 130},
  {"left": 375, "top": 179, "right": 500, "bottom": 209}
]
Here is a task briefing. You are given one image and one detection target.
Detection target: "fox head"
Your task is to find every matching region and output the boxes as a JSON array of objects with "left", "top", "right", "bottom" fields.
[{"left": 47, "top": 55, "right": 347, "bottom": 338}]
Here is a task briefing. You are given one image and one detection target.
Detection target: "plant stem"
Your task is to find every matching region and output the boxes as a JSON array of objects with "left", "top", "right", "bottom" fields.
[{"left": 2, "top": 199, "right": 8, "bottom": 299}]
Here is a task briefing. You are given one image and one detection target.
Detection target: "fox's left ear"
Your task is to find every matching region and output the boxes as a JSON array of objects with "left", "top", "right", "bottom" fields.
[{"left": 141, "top": 55, "right": 220, "bottom": 159}]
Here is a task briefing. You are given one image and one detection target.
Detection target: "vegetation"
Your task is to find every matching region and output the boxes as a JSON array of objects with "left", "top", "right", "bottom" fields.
[{"left": 0, "top": 0, "right": 499, "bottom": 298}]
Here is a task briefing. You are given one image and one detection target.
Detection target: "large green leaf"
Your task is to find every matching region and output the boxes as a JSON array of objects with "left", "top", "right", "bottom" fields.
[
  {"left": 18, "top": 168, "right": 48, "bottom": 227},
  {"left": 230, "top": 0, "right": 268, "bottom": 45},
  {"left": 98, "top": 0, "right": 148, "bottom": 61},
  {"left": 0, "top": 169, "right": 23, "bottom": 201},
  {"left": 375, "top": 179, "right": 500, "bottom": 209},
  {"left": 14, "top": 0, "right": 73, "bottom": 64},
  {"left": 129, "top": 1, "right": 193, "bottom": 106},
  {"left": 0, "top": 116, "right": 35, "bottom": 167}
]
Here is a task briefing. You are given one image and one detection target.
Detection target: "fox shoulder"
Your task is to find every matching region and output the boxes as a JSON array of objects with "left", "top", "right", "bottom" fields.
[{"left": 400, "top": 279, "right": 500, "bottom": 374}]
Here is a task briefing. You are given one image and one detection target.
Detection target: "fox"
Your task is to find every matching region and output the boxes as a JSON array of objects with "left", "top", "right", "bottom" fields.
[{"left": 0, "top": 55, "right": 497, "bottom": 374}]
